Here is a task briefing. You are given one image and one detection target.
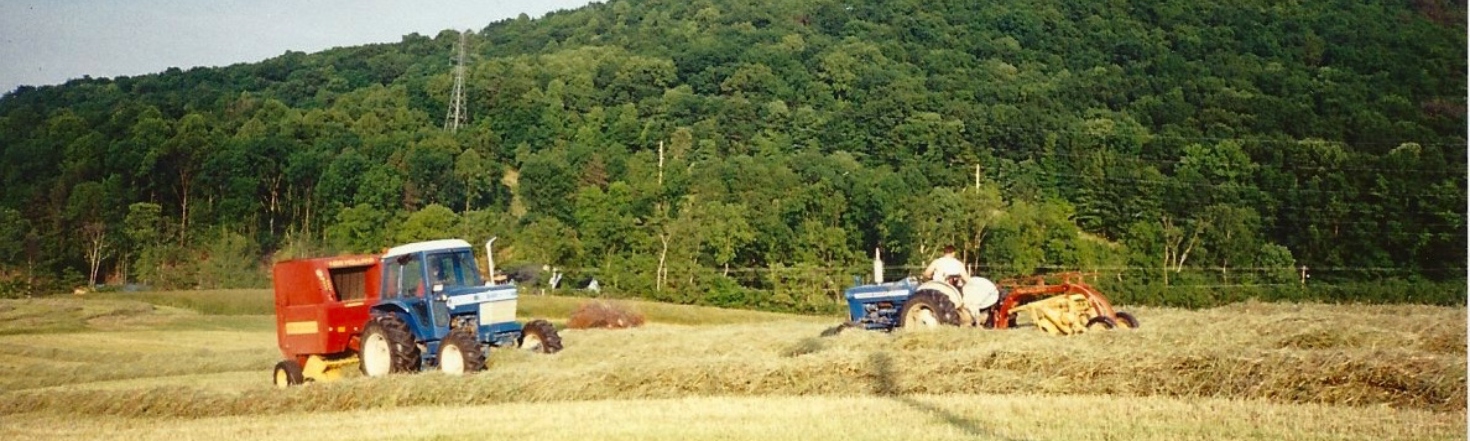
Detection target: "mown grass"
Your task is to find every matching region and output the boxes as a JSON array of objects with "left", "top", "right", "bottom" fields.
[
  {"left": 3, "top": 394, "right": 1462, "bottom": 441},
  {"left": 0, "top": 294, "right": 1462, "bottom": 440},
  {"left": 0, "top": 292, "right": 823, "bottom": 394},
  {"left": 1, "top": 299, "right": 1463, "bottom": 418}
]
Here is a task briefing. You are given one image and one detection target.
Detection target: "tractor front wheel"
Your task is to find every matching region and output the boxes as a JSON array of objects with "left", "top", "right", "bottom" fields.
[
  {"left": 899, "top": 290, "right": 961, "bottom": 329},
  {"left": 360, "top": 314, "right": 420, "bottom": 377},
  {"left": 519, "top": 319, "right": 564, "bottom": 353},
  {"left": 438, "top": 327, "right": 485, "bottom": 375},
  {"left": 273, "top": 360, "right": 304, "bottom": 388}
]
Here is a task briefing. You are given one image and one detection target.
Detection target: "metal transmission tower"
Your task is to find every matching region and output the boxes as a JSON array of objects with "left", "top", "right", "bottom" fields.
[{"left": 444, "top": 29, "right": 468, "bottom": 132}]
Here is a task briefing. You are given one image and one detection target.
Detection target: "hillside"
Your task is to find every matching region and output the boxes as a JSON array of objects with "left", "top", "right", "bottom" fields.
[
  {"left": 0, "top": 0, "right": 1464, "bottom": 308},
  {"left": 0, "top": 293, "right": 1464, "bottom": 440}
]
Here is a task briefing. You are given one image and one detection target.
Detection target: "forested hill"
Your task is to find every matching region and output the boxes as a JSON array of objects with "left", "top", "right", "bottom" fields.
[{"left": 0, "top": 0, "right": 1464, "bottom": 307}]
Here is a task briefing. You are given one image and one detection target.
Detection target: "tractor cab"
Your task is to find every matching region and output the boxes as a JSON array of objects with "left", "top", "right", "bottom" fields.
[
  {"left": 375, "top": 239, "right": 522, "bottom": 348},
  {"left": 378, "top": 241, "right": 457, "bottom": 342}
]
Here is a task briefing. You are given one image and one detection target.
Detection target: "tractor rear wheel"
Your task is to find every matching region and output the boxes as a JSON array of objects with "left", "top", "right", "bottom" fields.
[
  {"left": 273, "top": 360, "right": 304, "bottom": 388},
  {"left": 1114, "top": 311, "right": 1139, "bottom": 329},
  {"left": 438, "top": 327, "right": 485, "bottom": 375},
  {"left": 519, "top": 319, "right": 563, "bottom": 353},
  {"left": 360, "top": 314, "right": 420, "bottom": 377},
  {"left": 898, "top": 290, "right": 961, "bottom": 329}
]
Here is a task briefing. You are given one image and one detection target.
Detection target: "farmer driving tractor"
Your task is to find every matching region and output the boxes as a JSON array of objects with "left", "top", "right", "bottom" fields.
[{"left": 922, "top": 245, "right": 970, "bottom": 288}]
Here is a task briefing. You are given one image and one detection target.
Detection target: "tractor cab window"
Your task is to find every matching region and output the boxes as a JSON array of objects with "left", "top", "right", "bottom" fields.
[
  {"left": 426, "top": 250, "right": 483, "bottom": 289},
  {"left": 386, "top": 254, "right": 426, "bottom": 299}
]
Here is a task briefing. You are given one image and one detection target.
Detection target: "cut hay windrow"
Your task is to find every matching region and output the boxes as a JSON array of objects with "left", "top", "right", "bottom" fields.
[
  {"left": 567, "top": 300, "right": 646, "bottom": 329},
  {"left": 2, "top": 301, "right": 1462, "bottom": 419},
  {"left": 2, "top": 343, "right": 1461, "bottom": 418}
]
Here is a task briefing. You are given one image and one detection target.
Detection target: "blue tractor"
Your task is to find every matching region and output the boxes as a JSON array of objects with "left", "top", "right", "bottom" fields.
[
  {"left": 834, "top": 275, "right": 1002, "bottom": 333},
  {"left": 831, "top": 252, "right": 1138, "bottom": 336},
  {"left": 359, "top": 239, "right": 562, "bottom": 376}
]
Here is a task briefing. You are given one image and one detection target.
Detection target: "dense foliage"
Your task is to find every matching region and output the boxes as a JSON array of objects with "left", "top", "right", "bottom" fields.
[{"left": 0, "top": 0, "right": 1464, "bottom": 308}]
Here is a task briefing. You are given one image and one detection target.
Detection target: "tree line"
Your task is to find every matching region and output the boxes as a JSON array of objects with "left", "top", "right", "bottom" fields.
[{"left": 0, "top": 0, "right": 1463, "bottom": 309}]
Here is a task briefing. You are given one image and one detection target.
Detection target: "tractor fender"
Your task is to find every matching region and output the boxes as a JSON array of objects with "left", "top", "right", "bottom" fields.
[
  {"left": 914, "top": 281, "right": 963, "bottom": 310},
  {"left": 369, "top": 304, "right": 422, "bottom": 338},
  {"left": 962, "top": 277, "right": 1001, "bottom": 313}
]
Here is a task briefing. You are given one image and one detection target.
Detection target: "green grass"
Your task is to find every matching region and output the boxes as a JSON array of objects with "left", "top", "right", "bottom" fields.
[
  {"left": 516, "top": 294, "right": 832, "bottom": 325},
  {"left": 0, "top": 297, "right": 162, "bottom": 335},
  {"left": 88, "top": 289, "right": 827, "bottom": 325},
  {"left": 92, "top": 289, "right": 274, "bottom": 315}
]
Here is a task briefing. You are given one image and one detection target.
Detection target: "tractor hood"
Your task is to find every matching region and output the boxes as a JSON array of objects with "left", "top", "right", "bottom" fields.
[
  {"left": 443, "top": 283, "right": 518, "bottom": 309},
  {"left": 442, "top": 283, "right": 521, "bottom": 328}
]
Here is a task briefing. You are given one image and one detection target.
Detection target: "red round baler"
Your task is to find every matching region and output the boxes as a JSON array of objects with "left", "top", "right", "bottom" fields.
[{"left": 271, "top": 254, "right": 381, "bottom": 386}]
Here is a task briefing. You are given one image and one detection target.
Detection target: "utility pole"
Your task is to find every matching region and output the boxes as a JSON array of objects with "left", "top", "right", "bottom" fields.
[
  {"left": 974, "top": 163, "right": 981, "bottom": 190},
  {"left": 443, "top": 29, "right": 468, "bottom": 132}
]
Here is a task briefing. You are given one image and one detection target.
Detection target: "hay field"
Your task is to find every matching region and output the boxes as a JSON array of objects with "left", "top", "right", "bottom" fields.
[{"left": 0, "top": 291, "right": 1464, "bottom": 441}]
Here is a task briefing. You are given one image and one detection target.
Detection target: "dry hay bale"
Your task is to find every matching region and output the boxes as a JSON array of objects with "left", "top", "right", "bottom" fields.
[{"left": 567, "top": 300, "right": 646, "bottom": 329}]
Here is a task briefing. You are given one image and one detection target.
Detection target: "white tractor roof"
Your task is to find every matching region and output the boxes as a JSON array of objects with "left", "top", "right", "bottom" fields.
[{"left": 382, "top": 239, "right": 473, "bottom": 259}]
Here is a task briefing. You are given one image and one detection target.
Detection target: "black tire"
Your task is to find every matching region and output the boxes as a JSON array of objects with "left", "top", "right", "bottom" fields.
[
  {"left": 437, "top": 327, "right": 485, "bottom": 375},
  {"left": 519, "top": 319, "right": 563, "bottom": 353},
  {"left": 898, "top": 290, "right": 961, "bottom": 329},
  {"left": 1114, "top": 311, "right": 1139, "bottom": 329},
  {"left": 273, "top": 359, "right": 304, "bottom": 388},
  {"left": 1086, "top": 315, "right": 1117, "bottom": 330},
  {"left": 360, "top": 314, "right": 421, "bottom": 377}
]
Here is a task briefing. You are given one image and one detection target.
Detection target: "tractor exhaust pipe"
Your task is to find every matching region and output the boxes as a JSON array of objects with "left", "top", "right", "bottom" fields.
[
  {"left": 873, "top": 247, "right": 884, "bottom": 284},
  {"left": 485, "top": 237, "right": 498, "bottom": 285}
]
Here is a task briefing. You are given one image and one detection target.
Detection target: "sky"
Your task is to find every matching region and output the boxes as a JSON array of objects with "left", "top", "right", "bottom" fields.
[{"left": 0, "top": 0, "right": 598, "bottom": 94}]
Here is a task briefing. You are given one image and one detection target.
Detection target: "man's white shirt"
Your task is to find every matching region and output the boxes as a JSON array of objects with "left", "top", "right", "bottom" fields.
[{"left": 926, "top": 255, "right": 969, "bottom": 282}]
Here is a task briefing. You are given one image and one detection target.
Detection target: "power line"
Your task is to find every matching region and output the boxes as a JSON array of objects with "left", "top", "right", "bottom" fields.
[{"left": 541, "top": 263, "right": 1465, "bottom": 276}]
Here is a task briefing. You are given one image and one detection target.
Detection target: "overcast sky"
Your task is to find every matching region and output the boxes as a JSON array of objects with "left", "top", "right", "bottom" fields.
[{"left": 0, "top": 0, "right": 597, "bottom": 94}]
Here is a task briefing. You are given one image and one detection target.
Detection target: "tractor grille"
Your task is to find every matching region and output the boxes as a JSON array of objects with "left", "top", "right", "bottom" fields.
[{"left": 478, "top": 299, "right": 518, "bottom": 325}]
